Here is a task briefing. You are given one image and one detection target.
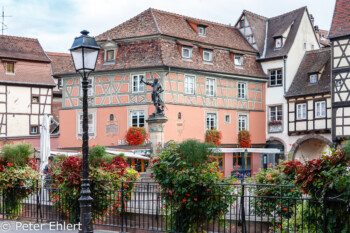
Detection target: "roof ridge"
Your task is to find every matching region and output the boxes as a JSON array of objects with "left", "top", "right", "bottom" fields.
[
  {"left": 149, "top": 8, "right": 162, "bottom": 34},
  {"left": 0, "top": 34, "right": 39, "bottom": 41},
  {"left": 305, "top": 48, "right": 331, "bottom": 54},
  {"left": 46, "top": 51, "right": 71, "bottom": 56},
  {"left": 269, "top": 6, "right": 307, "bottom": 20},
  {"left": 96, "top": 8, "right": 154, "bottom": 40},
  {"left": 243, "top": 10, "right": 268, "bottom": 20},
  {"left": 150, "top": 8, "right": 234, "bottom": 29}
]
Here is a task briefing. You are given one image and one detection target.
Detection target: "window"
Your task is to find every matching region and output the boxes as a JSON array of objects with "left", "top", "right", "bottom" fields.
[
  {"left": 203, "top": 50, "right": 213, "bottom": 62},
  {"left": 296, "top": 103, "right": 307, "bottom": 120},
  {"left": 269, "top": 69, "right": 282, "bottom": 86},
  {"left": 132, "top": 74, "right": 145, "bottom": 93},
  {"left": 238, "top": 82, "right": 246, "bottom": 99},
  {"left": 213, "top": 154, "right": 224, "bottom": 172},
  {"left": 233, "top": 152, "right": 251, "bottom": 170},
  {"left": 131, "top": 111, "right": 145, "bottom": 127},
  {"left": 315, "top": 101, "right": 326, "bottom": 118},
  {"left": 32, "top": 96, "right": 39, "bottom": 103},
  {"left": 182, "top": 46, "right": 192, "bottom": 59},
  {"left": 225, "top": 114, "right": 231, "bottom": 124},
  {"left": 311, "top": 44, "right": 314, "bottom": 50},
  {"left": 105, "top": 49, "right": 115, "bottom": 62},
  {"left": 110, "top": 114, "right": 114, "bottom": 121},
  {"left": 30, "top": 126, "right": 39, "bottom": 134},
  {"left": 238, "top": 115, "right": 248, "bottom": 131},
  {"left": 239, "top": 19, "right": 245, "bottom": 28},
  {"left": 57, "top": 78, "right": 63, "bottom": 89},
  {"left": 275, "top": 37, "right": 282, "bottom": 48},
  {"left": 5, "top": 62, "right": 14, "bottom": 74},
  {"left": 303, "top": 43, "right": 307, "bottom": 50},
  {"left": 185, "top": 75, "right": 195, "bottom": 94},
  {"left": 205, "top": 78, "right": 215, "bottom": 96},
  {"left": 234, "top": 54, "right": 243, "bottom": 66},
  {"left": 336, "top": 80, "right": 342, "bottom": 87},
  {"left": 269, "top": 105, "right": 282, "bottom": 122},
  {"left": 178, "top": 112, "right": 182, "bottom": 119},
  {"left": 206, "top": 113, "right": 217, "bottom": 130},
  {"left": 80, "top": 77, "right": 93, "bottom": 96},
  {"left": 309, "top": 74, "right": 318, "bottom": 84},
  {"left": 198, "top": 26, "right": 206, "bottom": 36},
  {"left": 78, "top": 113, "right": 94, "bottom": 134}
]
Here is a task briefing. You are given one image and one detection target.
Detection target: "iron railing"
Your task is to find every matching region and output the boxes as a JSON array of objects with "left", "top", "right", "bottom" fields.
[{"left": 0, "top": 180, "right": 349, "bottom": 232}]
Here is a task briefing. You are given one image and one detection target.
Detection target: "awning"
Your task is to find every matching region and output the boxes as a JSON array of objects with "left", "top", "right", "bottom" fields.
[
  {"left": 106, "top": 150, "right": 150, "bottom": 160},
  {"left": 214, "top": 148, "right": 281, "bottom": 154}
]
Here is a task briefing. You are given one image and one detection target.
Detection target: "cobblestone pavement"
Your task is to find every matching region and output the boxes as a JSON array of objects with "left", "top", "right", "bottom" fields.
[{"left": 0, "top": 220, "right": 117, "bottom": 233}]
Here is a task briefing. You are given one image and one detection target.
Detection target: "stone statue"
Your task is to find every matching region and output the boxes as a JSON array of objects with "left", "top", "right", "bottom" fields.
[{"left": 140, "top": 77, "right": 166, "bottom": 116}]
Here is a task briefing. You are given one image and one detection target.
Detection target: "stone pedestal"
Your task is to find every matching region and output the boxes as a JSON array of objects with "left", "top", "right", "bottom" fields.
[{"left": 146, "top": 114, "right": 168, "bottom": 155}]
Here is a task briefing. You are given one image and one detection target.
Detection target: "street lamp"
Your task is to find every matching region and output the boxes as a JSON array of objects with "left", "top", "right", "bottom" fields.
[{"left": 70, "top": 30, "right": 99, "bottom": 233}]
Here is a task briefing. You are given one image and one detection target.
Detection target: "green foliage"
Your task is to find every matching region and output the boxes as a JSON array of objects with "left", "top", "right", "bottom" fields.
[
  {"left": 89, "top": 145, "right": 106, "bottom": 165},
  {"left": 343, "top": 139, "right": 350, "bottom": 159},
  {"left": 2, "top": 143, "right": 34, "bottom": 167},
  {"left": 178, "top": 139, "right": 215, "bottom": 164},
  {"left": 248, "top": 165, "right": 302, "bottom": 219},
  {"left": 152, "top": 140, "right": 237, "bottom": 233}
]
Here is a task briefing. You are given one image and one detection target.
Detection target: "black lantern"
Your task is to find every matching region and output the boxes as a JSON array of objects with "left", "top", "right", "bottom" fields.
[{"left": 70, "top": 30, "right": 99, "bottom": 233}]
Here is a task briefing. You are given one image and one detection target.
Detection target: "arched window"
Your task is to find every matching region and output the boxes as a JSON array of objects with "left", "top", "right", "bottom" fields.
[
  {"left": 110, "top": 114, "right": 114, "bottom": 121},
  {"left": 178, "top": 112, "right": 181, "bottom": 119}
]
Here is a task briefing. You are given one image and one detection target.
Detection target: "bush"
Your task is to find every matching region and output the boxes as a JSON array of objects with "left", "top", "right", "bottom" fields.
[
  {"left": 126, "top": 127, "right": 147, "bottom": 146},
  {"left": 0, "top": 143, "right": 39, "bottom": 218},
  {"left": 152, "top": 140, "right": 237, "bottom": 232},
  {"left": 205, "top": 129, "right": 222, "bottom": 146},
  {"left": 49, "top": 147, "right": 139, "bottom": 223},
  {"left": 89, "top": 145, "right": 106, "bottom": 165}
]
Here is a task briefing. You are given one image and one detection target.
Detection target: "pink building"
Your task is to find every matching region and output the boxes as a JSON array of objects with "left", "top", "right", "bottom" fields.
[{"left": 57, "top": 9, "right": 268, "bottom": 176}]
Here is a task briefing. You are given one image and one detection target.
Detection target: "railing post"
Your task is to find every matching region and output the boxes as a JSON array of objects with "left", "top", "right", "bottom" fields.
[
  {"left": 121, "top": 181, "right": 124, "bottom": 233},
  {"left": 323, "top": 196, "right": 327, "bottom": 233},
  {"left": 36, "top": 179, "right": 40, "bottom": 223},
  {"left": 240, "top": 179, "right": 247, "bottom": 233}
]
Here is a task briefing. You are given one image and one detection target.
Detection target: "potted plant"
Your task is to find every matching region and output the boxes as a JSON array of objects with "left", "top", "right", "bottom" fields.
[
  {"left": 205, "top": 129, "right": 222, "bottom": 146},
  {"left": 125, "top": 127, "right": 147, "bottom": 146}
]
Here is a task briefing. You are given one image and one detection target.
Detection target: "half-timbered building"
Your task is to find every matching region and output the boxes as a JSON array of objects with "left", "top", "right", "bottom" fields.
[
  {"left": 235, "top": 7, "right": 321, "bottom": 161},
  {"left": 329, "top": 0, "right": 350, "bottom": 145},
  {"left": 0, "top": 35, "right": 57, "bottom": 148},
  {"left": 285, "top": 48, "right": 332, "bottom": 161},
  {"left": 58, "top": 8, "right": 268, "bottom": 176}
]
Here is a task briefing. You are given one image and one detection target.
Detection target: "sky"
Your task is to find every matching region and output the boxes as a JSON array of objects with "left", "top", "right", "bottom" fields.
[{"left": 1, "top": 0, "right": 336, "bottom": 53}]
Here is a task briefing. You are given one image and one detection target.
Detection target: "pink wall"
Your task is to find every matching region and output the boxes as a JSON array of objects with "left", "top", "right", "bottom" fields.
[
  {"left": 0, "top": 136, "right": 59, "bottom": 151},
  {"left": 224, "top": 153, "right": 233, "bottom": 177}
]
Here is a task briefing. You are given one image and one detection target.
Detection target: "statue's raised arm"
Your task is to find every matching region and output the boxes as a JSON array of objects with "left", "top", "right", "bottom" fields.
[{"left": 140, "top": 76, "right": 151, "bottom": 86}]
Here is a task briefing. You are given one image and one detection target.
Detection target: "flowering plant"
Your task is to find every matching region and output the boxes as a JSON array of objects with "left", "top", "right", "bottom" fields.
[
  {"left": 205, "top": 129, "right": 222, "bottom": 146},
  {"left": 238, "top": 130, "right": 251, "bottom": 148},
  {"left": 49, "top": 145, "right": 139, "bottom": 223},
  {"left": 125, "top": 127, "right": 147, "bottom": 146},
  {"left": 0, "top": 143, "right": 40, "bottom": 218},
  {"left": 268, "top": 120, "right": 282, "bottom": 125},
  {"left": 152, "top": 140, "right": 237, "bottom": 232}
]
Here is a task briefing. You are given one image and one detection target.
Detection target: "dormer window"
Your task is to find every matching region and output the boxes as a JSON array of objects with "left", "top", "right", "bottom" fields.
[
  {"left": 5, "top": 61, "right": 15, "bottom": 74},
  {"left": 182, "top": 46, "right": 192, "bottom": 59},
  {"left": 105, "top": 49, "right": 115, "bottom": 62},
  {"left": 203, "top": 49, "right": 213, "bottom": 62},
  {"left": 309, "top": 73, "right": 318, "bottom": 84},
  {"left": 198, "top": 26, "right": 206, "bottom": 36},
  {"left": 234, "top": 54, "right": 243, "bottom": 66},
  {"left": 275, "top": 37, "right": 283, "bottom": 48}
]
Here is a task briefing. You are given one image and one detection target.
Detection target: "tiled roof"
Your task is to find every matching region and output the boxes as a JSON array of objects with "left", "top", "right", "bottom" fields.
[
  {"left": 285, "top": 49, "right": 331, "bottom": 98},
  {"left": 240, "top": 7, "right": 308, "bottom": 58},
  {"left": 93, "top": 38, "right": 266, "bottom": 78},
  {"left": 263, "top": 7, "right": 306, "bottom": 59},
  {"left": 46, "top": 52, "right": 75, "bottom": 75},
  {"left": 0, "top": 60, "right": 55, "bottom": 86},
  {"left": 329, "top": 0, "right": 350, "bottom": 38},
  {"left": 96, "top": 8, "right": 256, "bottom": 53},
  {"left": 0, "top": 35, "right": 50, "bottom": 62},
  {"left": 242, "top": 10, "right": 268, "bottom": 55}
]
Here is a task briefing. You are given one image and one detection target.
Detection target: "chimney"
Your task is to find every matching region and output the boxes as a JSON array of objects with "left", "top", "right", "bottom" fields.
[
  {"left": 314, "top": 25, "right": 319, "bottom": 33},
  {"left": 310, "top": 14, "right": 314, "bottom": 26}
]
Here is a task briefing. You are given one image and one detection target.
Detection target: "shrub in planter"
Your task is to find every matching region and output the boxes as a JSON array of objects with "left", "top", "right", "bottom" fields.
[
  {"left": 125, "top": 127, "right": 147, "bottom": 146},
  {"left": 0, "top": 143, "right": 40, "bottom": 218},
  {"left": 49, "top": 145, "right": 139, "bottom": 223},
  {"left": 152, "top": 140, "right": 237, "bottom": 232},
  {"left": 205, "top": 129, "right": 222, "bottom": 146},
  {"left": 238, "top": 130, "right": 251, "bottom": 148},
  {"left": 248, "top": 165, "right": 302, "bottom": 219}
]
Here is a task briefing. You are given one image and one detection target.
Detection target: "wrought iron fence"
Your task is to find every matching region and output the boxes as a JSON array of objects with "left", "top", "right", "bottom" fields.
[{"left": 0, "top": 180, "right": 349, "bottom": 232}]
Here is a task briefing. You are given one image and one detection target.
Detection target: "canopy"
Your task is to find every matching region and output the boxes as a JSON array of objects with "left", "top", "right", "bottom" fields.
[
  {"left": 214, "top": 148, "right": 281, "bottom": 154},
  {"left": 49, "top": 149, "right": 150, "bottom": 160}
]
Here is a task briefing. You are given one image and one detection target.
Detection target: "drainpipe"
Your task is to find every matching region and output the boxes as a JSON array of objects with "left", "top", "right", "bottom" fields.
[{"left": 283, "top": 56, "right": 287, "bottom": 94}]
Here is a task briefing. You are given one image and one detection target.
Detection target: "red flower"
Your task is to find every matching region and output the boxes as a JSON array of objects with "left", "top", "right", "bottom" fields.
[
  {"left": 7, "top": 184, "right": 11, "bottom": 187},
  {"left": 194, "top": 198, "right": 197, "bottom": 201},
  {"left": 182, "top": 199, "right": 186, "bottom": 203},
  {"left": 186, "top": 194, "right": 190, "bottom": 197}
]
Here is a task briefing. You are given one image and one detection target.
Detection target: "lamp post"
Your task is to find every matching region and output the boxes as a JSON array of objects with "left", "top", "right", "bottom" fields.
[{"left": 70, "top": 30, "right": 99, "bottom": 233}]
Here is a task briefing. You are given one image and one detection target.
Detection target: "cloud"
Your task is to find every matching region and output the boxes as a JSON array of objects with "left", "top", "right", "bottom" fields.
[{"left": 2, "top": 0, "right": 335, "bottom": 52}]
